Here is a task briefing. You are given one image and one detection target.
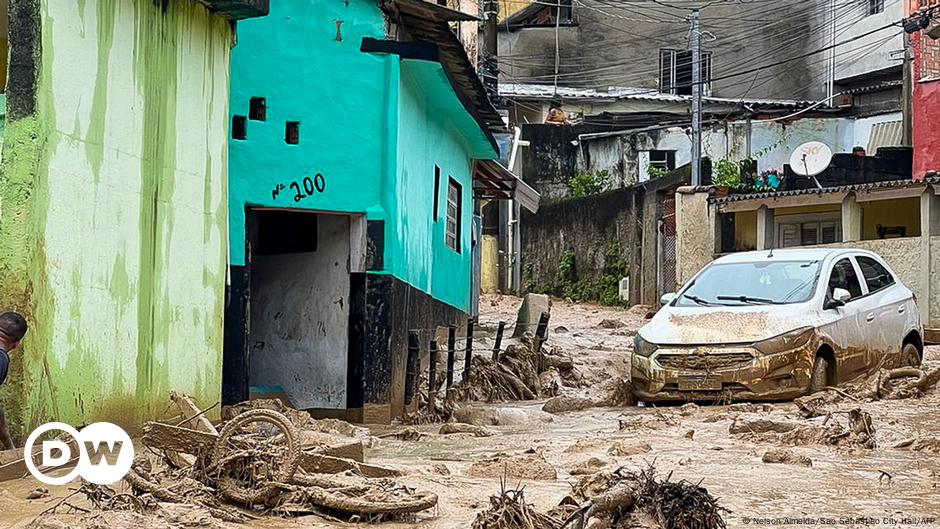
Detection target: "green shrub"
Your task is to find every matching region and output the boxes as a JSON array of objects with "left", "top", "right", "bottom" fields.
[
  {"left": 527, "top": 246, "right": 629, "bottom": 306},
  {"left": 646, "top": 165, "right": 668, "bottom": 180},
  {"left": 569, "top": 169, "right": 609, "bottom": 197},
  {"left": 713, "top": 159, "right": 741, "bottom": 188}
]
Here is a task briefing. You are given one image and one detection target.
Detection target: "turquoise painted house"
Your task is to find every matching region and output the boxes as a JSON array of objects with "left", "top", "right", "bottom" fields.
[{"left": 224, "top": 0, "right": 520, "bottom": 422}]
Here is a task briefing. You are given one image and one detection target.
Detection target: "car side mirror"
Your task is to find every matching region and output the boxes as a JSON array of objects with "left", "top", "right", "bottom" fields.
[
  {"left": 825, "top": 288, "right": 851, "bottom": 310},
  {"left": 660, "top": 292, "right": 676, "bottom": 306}
]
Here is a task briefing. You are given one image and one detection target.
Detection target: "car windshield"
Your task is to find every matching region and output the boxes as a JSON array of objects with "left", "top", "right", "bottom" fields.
[{"left": 675, "top": 260, "right": 821, "bottom": 307}]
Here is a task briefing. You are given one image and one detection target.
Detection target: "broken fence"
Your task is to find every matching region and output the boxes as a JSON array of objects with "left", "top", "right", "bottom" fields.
[{"left": 403, "top": 311, "right": 551, "bottom": 410}]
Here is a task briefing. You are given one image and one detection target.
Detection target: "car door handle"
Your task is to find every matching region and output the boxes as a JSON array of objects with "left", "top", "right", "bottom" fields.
[
  {"left": 866, "top": 313, "right": 876, "bottom": 322},
  {"left": 898, "top": 305, "right": 906, "bottom": 314}
]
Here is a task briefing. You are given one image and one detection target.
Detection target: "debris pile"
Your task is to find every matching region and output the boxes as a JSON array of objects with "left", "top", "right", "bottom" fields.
[
  {"left": 761, "top": 448, "right": 813, "bottom": 467},
  {"left": 471, "top": 486, "right": 564, "bottom": 529},
  {"left": 467, "top": 450, "right": 558, "bottom": 481},
  {"left": 797, "top": 366, "right": 940, "bottom": 414},
  {"left": 33, "top": 395, "right": 437, "bottom": 527},
  {"left": 730, "top": 408, "right": 877, "bottom": 449},
  {"left": 451, "top": 335, "right": 583, "bottom": 405},
  {"left": 471, "top": 465, "right": 728, "bottom": 529}
]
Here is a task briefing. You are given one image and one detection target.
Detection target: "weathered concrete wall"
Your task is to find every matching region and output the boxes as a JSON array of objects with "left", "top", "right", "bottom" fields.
[
  {"left": 0, "top": 0, "right": 232, "bottom": 438},
  {"left": 831, "top": 0, "right": 904, "bottom": 82},
  {"left": 249, "top": 215, "right": 351, "bottom": 410},
  {"left": 675, "top": 188, "right": 716, "bottom": 288},
  {"left": 521, "top": 188, "right": 638, "bottom": 291},
  {"left": 519, "top": 124, "right": 581, "bottom": 201},
  {"left": 498, "top": 0, "right": 826, "bottom": 100},
  {"left": 520, "top": 171, "right": 688, "bottom": 306}
]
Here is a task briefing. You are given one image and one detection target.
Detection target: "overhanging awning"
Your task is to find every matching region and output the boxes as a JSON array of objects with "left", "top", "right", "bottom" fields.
[{"left": 473, "top": 160, "right": 540, "bottom": 213}]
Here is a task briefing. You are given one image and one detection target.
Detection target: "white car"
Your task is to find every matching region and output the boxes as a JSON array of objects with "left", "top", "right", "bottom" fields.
[{"left": 632, "top": 248, "right": 923, "bottom": 402}]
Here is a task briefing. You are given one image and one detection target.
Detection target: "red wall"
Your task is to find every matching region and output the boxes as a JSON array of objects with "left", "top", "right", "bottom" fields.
[
  {"left": 912, "top": 0, "right": 940, "bottom": 179},
  {"left": 913, "top": 79, "right": 940, "bottom": 179}
]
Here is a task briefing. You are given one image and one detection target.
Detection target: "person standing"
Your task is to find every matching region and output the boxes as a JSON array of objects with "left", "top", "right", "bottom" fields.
[{"left": 0, "top": 312, "right": 27, "bottom": 450}]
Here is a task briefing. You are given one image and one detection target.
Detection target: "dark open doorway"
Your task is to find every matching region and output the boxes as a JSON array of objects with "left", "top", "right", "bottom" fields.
[{"left": 223, "top": 209, "right": 361, "bottom": 415}]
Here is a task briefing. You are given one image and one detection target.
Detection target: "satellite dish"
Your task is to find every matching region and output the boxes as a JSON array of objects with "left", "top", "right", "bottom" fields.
[{"left": 789, "top": 141, "right": 832, "bottom": 177}]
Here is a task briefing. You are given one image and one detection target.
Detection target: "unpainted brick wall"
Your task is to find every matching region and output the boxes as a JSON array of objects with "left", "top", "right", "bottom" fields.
[{"left": 915, "top": 0, "right": 940, "bottom": 79}]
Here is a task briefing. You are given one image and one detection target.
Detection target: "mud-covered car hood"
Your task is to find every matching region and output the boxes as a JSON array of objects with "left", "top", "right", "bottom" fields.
[{"left": 639, "top": 304, "right": 820, "bottom": 346}]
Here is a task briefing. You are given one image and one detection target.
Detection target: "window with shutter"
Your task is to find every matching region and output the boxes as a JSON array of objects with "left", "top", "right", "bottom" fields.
[{"left": 780, "top": 224, "right": 801, "bottom": 248}]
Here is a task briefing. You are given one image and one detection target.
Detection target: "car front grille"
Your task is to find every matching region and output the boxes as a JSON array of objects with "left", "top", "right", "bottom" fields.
[{"left": 656, "top": 352, "right": 754, "bottom": 371}]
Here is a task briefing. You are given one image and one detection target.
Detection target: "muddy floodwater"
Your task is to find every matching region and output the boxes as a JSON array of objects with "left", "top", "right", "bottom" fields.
[{"left": 3, "top": 295, "right": 939, "bottom": 529}]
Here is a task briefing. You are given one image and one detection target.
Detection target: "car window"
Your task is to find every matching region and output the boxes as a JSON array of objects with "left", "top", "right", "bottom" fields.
[
  {"left": 855, "top": 256, "right": 894, "bottom": 293},
  {"left": 675, "top": 260, "right": 821, "bottom": 306},
  {"left": 828, "top": 258, "right": 863, "bottom": 300}
]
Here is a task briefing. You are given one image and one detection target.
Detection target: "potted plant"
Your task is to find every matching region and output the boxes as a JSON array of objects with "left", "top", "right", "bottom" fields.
[{"left": 712, "top": 159, "right": 740, "bottom": 196}]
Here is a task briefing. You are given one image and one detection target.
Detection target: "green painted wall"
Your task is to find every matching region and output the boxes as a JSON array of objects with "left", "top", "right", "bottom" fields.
[
  {"left": 392, "top": 61, "right": 489, "bottom": 311},
  {"left": 0, "top": 0, "right": 231, "bottom": 438},
  {"left": 228, "top": 0, "right": 388, "bottom": 267},
  {"left": 229, "top": 0, "right": 496, "bottom": 313}
]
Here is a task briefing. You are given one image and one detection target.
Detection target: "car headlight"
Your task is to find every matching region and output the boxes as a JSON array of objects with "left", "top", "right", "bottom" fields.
[
  {"left": 754, "top": 327, "right": 814, "bottom": 355},
  {"left": 633, "top": 334, "right": 659, "bottom": 357}
]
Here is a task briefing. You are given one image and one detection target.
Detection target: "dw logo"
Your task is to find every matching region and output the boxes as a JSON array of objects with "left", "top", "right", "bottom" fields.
[{"left": 24, "top": 422, "right": 135, "bottom": 485}]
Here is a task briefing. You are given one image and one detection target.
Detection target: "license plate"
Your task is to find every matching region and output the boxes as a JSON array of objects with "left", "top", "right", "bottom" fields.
[{"left": 678, "top": 376, "right": 722, "bottom": 391}]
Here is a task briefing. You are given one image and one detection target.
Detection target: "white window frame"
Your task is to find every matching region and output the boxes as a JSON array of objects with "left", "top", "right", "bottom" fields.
[
  {"left": 659, "top": 49, "right": 713, "bottom": 96},
  {"left": 775, "top": 212, "right": 842, "bottom": 248},
  {"left": 868, "top": 0, "right": 884, "bottom": 16}
]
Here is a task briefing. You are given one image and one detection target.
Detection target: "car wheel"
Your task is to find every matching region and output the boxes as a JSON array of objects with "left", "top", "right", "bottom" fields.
[
  {"left": 901, "top": 343, "right": 921, "bottom": 367},
  {"left": 809, "top": 356, "right": 829, "bottom": 394}
]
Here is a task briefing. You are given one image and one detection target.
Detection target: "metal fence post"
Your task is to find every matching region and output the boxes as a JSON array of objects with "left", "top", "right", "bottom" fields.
[
  {"left": 534, "top": 311, "right": 550, "bottom": 372},
  {"left": 405, "top": 331, "right": 419, "bottom": 406},
  {"left": 492, "top": 321, "right": 505, "bottom": 363},
  {"left": 428, "top": 340, "right": 438, "bottom": 411},
  {"left": 463, "top": 318, "right": 474, "bottom": 382},
  {"left": 446, "top": 325, "right": 456, "bottom": 388}
]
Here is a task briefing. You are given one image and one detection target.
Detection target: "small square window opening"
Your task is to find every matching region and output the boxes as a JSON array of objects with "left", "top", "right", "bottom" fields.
[
  {"left": 232, "top": 115, "right": 247, "bottom": 140},
  {"left": 285, "top": 121, "right": 300, "bottom": 145},
  {"left": 249, "top": 97, "right": 266, "bottom": 121}
]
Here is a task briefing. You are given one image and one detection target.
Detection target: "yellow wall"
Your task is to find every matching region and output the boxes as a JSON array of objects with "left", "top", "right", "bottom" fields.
[
  {"left": 500, "top": 0, "right": 534, "bottom": 20},
  {"left": 734, "top": 210, "right": 757, "bottom": 251},
  {"left": 861, "top": 197, "right": 921, "bottom": 240},
  {"left": 481, "top": 234, "right": 499, "bottom": 293}
]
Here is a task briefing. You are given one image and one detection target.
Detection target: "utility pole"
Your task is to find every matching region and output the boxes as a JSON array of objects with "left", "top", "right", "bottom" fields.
[
  {"left": 482, "top": 0, "right": 498, "bottom": 98},
  {"left": 902, "top": 33, "right": 912, "bottom": 146},
  {"left": 691, "top": 9, "right": 702, "bottom": 186},
  {"left": 827, "top": 0, "right": 836, "bottom": 103}
]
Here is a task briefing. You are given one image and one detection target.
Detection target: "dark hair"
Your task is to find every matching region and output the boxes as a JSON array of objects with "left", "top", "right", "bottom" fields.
[{"left": 0, "top": 312, "right": 27, "bottom": 343}]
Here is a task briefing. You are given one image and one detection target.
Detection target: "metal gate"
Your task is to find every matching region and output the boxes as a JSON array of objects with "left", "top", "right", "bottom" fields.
[{"left": 657, "top": 192, "right": 677, "bottom": 301}]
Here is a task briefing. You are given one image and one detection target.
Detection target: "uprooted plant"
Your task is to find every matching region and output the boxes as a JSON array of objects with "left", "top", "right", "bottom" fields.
[{"left": 472, "top": 463, "right": 729, "bottom": 529}]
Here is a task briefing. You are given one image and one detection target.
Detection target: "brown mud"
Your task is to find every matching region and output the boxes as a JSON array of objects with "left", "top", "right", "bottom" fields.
[{"left": 3, "top": 295, "right": 940, "bottom": 528}]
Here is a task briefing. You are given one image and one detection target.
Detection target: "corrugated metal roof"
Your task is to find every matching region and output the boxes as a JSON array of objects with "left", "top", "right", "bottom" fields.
[
  {"left": 709, "top": 177, "right": 940, "bottom": 204},
  {"left": 868, "top": 121, "right": 903, "bottom": 153},
  {"left": 499, "top": 83, "right": 812, "bottom": 108}
]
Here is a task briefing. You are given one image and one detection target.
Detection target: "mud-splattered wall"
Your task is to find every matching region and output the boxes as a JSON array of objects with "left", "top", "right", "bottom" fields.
[
  {"left": 520, "top": 170, "right": 688, "bottom": 307},
  {"left": 0, "top": 0, "right": 232, "bottom": 439}
]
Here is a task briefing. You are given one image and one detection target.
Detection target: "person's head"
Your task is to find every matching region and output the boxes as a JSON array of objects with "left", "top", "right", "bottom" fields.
[
  {"left": 0, "top": 312, "right": 27, "bottom": 351},
  {"left": 852, "top": 146, "right": 866, "bottom": 157}
]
